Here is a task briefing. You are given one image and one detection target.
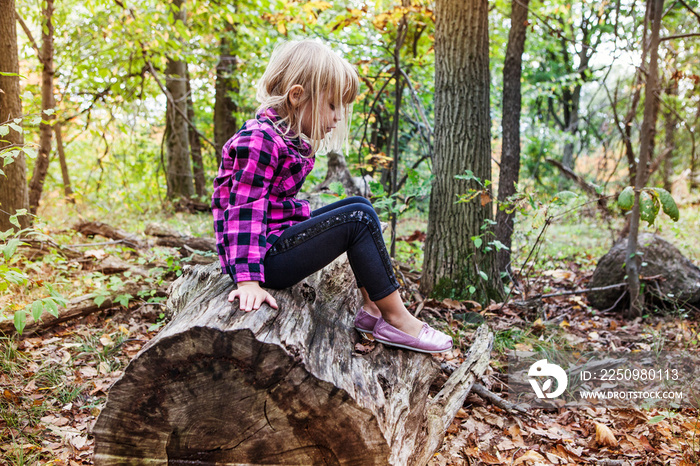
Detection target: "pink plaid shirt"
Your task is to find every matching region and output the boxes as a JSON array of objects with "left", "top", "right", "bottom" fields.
[{"left": 212, "top": 109, "right": 315, "bottom": 283}]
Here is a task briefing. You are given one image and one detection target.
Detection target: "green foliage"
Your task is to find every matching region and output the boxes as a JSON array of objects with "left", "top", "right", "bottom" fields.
[
  {"left": 616, "top": 186, "right": 680, "bottom": 225},
  {"left": 0, "top": 224, "right": 68, "bottom": 335}
]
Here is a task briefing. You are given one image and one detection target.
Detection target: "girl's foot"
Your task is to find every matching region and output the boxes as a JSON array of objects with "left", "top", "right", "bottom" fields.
[{"left": 373, "top": 317, "right": 453, "bottom": 353}]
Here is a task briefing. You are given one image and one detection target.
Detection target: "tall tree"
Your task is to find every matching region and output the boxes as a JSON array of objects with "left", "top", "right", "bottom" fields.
[
  {"left": 626, "top": 0, "right": 664, "bottom": 317},
  {"left": 214, "top": 22, "right": 239, "bottom": 168},
  {"left": 27, "top": 0, "right": 55, "bottom": 216},
  {"left": 165, "top": 0, "right": 194, "bottom": 200},
  {"left": 185, "top": 68, "right": 205, "bottom": 198},
  {"left": 662, "top": 74, "right": 678, "bottom": 192},
  {"left": 0, "top": 0, "right": 29, "bottom": 230},
  {"left": 495, "top": 0, "right": 530, "bottom": 277},
  {"left": 421, "top": 0, "right": 504, "bottom": 302}
]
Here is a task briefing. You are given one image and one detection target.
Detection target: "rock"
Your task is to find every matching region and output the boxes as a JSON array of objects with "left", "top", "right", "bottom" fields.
[{"left": 587, "top": 233, "right": 700, "bottom": 311}]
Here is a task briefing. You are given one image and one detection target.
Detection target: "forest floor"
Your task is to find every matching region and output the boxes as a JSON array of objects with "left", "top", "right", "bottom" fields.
[{"left": 1, "top": 211, "right": 699, "bottom": 465}]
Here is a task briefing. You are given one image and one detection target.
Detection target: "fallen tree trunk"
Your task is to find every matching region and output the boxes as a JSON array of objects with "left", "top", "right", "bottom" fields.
[
  {"left": 0, "top": 285, "right": 168, "bottom": 335},
  {"left": 93, "top": 257, "right": 493, "bottom": 465}
]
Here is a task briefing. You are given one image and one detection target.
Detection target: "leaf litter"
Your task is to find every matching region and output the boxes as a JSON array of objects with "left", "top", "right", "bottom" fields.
[{"left": 2, "top": 249, "right": 699, "bottom": 464}]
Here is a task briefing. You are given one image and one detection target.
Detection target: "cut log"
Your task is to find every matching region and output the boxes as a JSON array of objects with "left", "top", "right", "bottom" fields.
[
  {"left": 74, "top": 221, "right": 144, "bottom": 249},
  {"left": 144, "top": 222, "right": 217, "bottom": 254},
  {"left": 587, "top": 232, "right": 700, "bottom": 311},
  {"left": 93, "top": 257, "right": 493, "bottom": 465}
]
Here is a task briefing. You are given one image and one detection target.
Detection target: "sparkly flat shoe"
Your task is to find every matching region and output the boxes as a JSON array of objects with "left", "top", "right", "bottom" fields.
[
  {"left": 354, "top": 307, "right": 380, "bottom": 333},
  {"left": 373, "top": 317, "right": 453, "bottom": 353}
]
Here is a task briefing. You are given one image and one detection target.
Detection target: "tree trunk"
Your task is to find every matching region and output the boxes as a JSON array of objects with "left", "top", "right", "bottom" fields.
[
  {"left": 422, "top": 0, "right": 504, "bottom": 302},
  {"left": 0, "top": 0, "right": 29, "bottom": 230},
  {"left": 93, "top": 258, "right": 493, "bottom": 465},
  {"left": 186, "top": 66, "right": 205, "bottom": 198},
  {"left": 165, "top": 0, "right": 194, "bottom": 200},
  {"left": 214, "top": 23, "right": 239, "bottom": 168},
  {"left": 623, "top": 0, "right": 653, "bottom": 188},
  {"left": 54, "top": 122, "right": 74, "bottom": 201},
  {"left": 495, "top": 0, "right": 529, "bottom": 277},
  {"left": 27, "top": 0, "right": 55, "bottom": 216},
  {"left": 626, "top": 0, "right": 664, "bottom": 318},
  {"left": 689, "top": 85, "right": 700, "bottom": 191}
]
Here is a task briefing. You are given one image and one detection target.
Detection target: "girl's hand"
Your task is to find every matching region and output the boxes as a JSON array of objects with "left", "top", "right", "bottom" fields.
[{"left": 228, "top": 281, "right": 279, "bottom": 312}]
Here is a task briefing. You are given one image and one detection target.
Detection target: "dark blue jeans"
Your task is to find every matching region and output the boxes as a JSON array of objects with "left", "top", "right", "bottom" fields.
[{"left": 262, "top": 196, "right": 400, "bottom": 301}]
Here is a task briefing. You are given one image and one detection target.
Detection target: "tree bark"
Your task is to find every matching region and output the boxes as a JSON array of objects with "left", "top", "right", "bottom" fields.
[
  {"left": 93, "top": 259, "right": 493, "bottom": 465},
  {"left": 165, "top": 0, "right": 194, "bottom": 200},
  {"left": 185, "top": 66, "right": 205, "bottom": 198},
  {"left": 626, "top": 0, "right": 664, "bottom": 318},
  {"left": 27, "top": 0, "right": 55, "bottom": 216},
  {"left": 495, "top": 0, "right": 529, "bottom": 277},
  {"left": 54, "top": 122, "right": 74, "bottom": 200},
  {"left": 422, "top": 0, "right": 504, "bottom": 302},
  {"left": 214, "top": 23, "right": 239, "bottom": 168},
  {"left": 661, "top": 77, "right": 677, "bottom": 193},
  {"left": 0, "top": 0, "right": 29, "bottom": 230}
]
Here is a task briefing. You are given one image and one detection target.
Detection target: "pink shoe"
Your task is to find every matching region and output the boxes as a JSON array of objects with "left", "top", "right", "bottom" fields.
[
  {"left": 373, "top": 317, "right": 453, "bottom": 353},
  {"left": 354, "top": 307, "right": 379, "bottom": 333}
]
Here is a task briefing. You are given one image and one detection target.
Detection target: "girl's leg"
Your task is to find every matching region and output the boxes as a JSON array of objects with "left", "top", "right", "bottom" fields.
[{"left": 263, "top": 201, "right": 424, "bottom": 337}]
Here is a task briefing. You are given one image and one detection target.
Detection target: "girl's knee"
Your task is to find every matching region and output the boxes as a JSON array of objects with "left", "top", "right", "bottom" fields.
[
  {"left": 346, "top": 196, "right": 373, "bottom": 208},
  {"left": 353, "top": 202, "right": 381, "bottom": 226}
]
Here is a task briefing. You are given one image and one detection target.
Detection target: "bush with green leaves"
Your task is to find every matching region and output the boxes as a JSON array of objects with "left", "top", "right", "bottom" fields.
[
  {"left": 617, "top": 186, "right": 680, "bottom": 225},
  {"left": 0, "top": 214, "right": 67, "bottom": 334}
]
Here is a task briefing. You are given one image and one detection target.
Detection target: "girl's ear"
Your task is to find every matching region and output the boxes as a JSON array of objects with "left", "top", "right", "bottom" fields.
[{"left": 288, "top": 85, "right": 305, "bottom": 107}]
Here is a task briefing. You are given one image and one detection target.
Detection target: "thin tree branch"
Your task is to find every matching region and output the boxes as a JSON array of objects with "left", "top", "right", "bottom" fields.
[
  {"left": 660, "top": 32, "right": 700, "bottom": 42},
  {"left": 15, "top": 12, "right": 41, "bottom": 62},
  {"left": 678, "top": 0, "right": 700, "bottom": 24}
]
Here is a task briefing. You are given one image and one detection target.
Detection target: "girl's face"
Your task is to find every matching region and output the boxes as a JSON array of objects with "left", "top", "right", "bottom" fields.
[{"left": 300, "top": 96, "right": 343, "bottom": 140}]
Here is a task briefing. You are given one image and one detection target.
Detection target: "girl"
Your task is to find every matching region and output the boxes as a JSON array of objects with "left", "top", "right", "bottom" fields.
[{"left": 212, "top": 39, "right": 452, "bottom": 354}]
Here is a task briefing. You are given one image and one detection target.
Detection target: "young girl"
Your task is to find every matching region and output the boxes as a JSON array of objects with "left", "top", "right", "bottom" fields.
[{"left": 212, "top": 39, "right": 452, "bottom": 354}]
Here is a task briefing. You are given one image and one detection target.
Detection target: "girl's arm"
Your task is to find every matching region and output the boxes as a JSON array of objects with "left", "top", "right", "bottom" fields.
[
  {"left": 213, "top": 129, "right": 280, "bottom": 284},
  {"left": 227, "top": 281, "right": 278, "bottom": 312}
]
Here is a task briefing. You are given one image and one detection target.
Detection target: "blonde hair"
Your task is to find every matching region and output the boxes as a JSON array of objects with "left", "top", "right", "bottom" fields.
[{"left": 256, "top": 39, "right": 359, "bottom": 154}]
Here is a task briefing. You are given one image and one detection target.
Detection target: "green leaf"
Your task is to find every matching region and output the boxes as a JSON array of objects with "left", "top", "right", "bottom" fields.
[
  {"left": 468, "top": 286, "right": 476, "bottom": 294},
  {"left": 651, "top": 188, "right": 679, "bottom": 222},
  {"left": 44, "top": 298, "right": 59, "bottom": 317},
  {"left": 31, "top": 300, "right": 43, "bottom": 321},
  {"left": 4, "top": 238, "right": 20, "bottom": 259},
  {"left": 115, "top": 294, "right": 133, "bottom": 307},
  {"left": 0, "top": 126, "right": 8, "bottom": 137},
  {"left": 617, "top": 186, "right": 634, "bottom": 211},
  {"left": 94, "top": 294, "right": 108, "bottom": 307},
  {"left": 472, "top": 236, "right": 483, "bottom": 248},
  {"left": 328, "top": 181, "right": 345, "bottom": 197},
  {"left": 648, "top": 415, "right": 666, "bottom": 424},
  {"left": 639, "top": 191, "right": 659, "bottom": 225},
  {"left": 491, "top": 240, "right": 508, "bottom": 251},
  {"left": 14, "top": 310, "right": 26, "bottom": 335},
  {"left": 551, "top": 190, "right": 578, "bottom": 205},
  {"left": 8, "top": 123, "right": 22, "bottom": 134},
  {"left": 479, "top": 271, "right": 488, "bottom": 281}
]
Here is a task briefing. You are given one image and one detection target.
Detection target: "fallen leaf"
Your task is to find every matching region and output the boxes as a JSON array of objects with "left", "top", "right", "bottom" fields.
[
  {"left": 99, "top": 333, "right": 113, "bottom": 346},
  {"left": 595, "top": 422, "right": 618, "bottom": 447},
  {"left": 441, "top": 298, "right": 463, "bottom": 310},
  {"left": 3, "top": 389, "right": 21, "bottom": 404},
  {"left": 85, "top": 249, "right": 107, "bottom": 260},
  {"left": 513, "top": 450, "right": 546, "bottom": 465},
  {"left": 532, "top": 318, "right": 545, "bottom": 332}
]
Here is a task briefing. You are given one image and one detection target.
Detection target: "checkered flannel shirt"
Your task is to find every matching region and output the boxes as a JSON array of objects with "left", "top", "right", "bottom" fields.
[{"left": 212, "top": 109, "right": 315, "bottom": 283}]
